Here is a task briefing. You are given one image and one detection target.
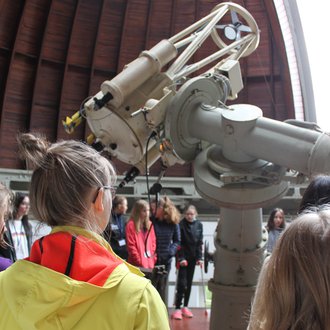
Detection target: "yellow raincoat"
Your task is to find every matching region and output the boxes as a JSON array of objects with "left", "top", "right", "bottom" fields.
[{"left": 0, "top": 226, "right": 170, "bottom": 330}]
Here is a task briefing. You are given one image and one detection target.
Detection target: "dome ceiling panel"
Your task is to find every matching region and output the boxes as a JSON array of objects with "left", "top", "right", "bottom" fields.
[
  {"left": 40, "top": 1, "right": 77, "bottom": 63},
  {"left": 92, "top": 0, "right": 127, "bottom": 72},
  {"left": 66, "top": 1, "right": 101, "bottom": 68},
  {"left": 29, "top": 61, "right": 63, "bottom": 140},
  {"left": 117, "top": 0, "right": 150, "bottom": 69},
  {"left": 1, "top": 55, "right": 36, "bottom": 168},
  {"left": 0, "top": 2, "right": 24, "bottom": 49},
  {"left": 146, "top": 1, "right": 175, "bottom": 45}
]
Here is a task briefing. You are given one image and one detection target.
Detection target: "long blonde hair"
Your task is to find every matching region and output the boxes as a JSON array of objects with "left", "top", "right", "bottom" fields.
[
  {"left": 17, "top": 133, "right": 116, "bottom": 232},
  {"left": 0, "top": 182, "right": 12, "bottom": 246},
  {"left": 130, "top": 199, "right": 150, "bottom": 232},
  {"left": 249, "top": 207, "right": 330, "bottom": 329}
]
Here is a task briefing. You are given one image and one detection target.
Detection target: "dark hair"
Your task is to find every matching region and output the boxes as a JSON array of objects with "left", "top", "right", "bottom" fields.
[
  {"left": 12, "top": 192, "right": 29, "bottom": 225},
  {"left": 267, "top": 207, "right": 285, "bottom": 231},
  {"left": 299, "top": 175, "right": 330, "bottom": 213},
  {"left": 112, "top": 196, "right": 127, "bottom": 210}
]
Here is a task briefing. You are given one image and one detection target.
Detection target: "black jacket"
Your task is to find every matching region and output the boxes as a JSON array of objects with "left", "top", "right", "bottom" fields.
[
  {"left": 102, "top": 212, "right": 128, "bottom": 260},
  {"left": 177, "top": 218, "right": 203, "bottom": 261},
  {"left": 0, "top": 220, "right": 33, "bottom": 262}
]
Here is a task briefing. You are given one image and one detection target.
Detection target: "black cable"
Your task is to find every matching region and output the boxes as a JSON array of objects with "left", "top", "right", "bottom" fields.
[
  {"left": 145, "top": 131, "right": 157, "bottom": 207},
  {"left": 144, "top": 131, "right": 157, "bottom": 258}
]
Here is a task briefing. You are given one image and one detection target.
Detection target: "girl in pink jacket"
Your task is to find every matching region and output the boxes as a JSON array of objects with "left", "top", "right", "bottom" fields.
[{"left": 126, "top": 200, "right": 157, "bottom": 269}]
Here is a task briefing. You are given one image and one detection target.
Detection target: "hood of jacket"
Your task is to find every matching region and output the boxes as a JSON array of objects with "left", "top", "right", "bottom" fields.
[{"left": 0, "top": 226, "right": 144, "bottom": 329}]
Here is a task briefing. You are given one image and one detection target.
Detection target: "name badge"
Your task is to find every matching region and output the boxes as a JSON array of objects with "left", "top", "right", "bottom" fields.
[
  {"left": 118, "top": 239, "right": 126, "bottom": 247},
  {"left": 111, "top": 224, "right": 119, "bottom": 230},
  {"left": 144, "top": 250, "right": 151, "bottom": 258}
]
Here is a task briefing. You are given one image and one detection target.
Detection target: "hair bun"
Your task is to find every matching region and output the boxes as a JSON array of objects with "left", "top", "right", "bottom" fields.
[{"left": 17, "top": 133, "right": 50, "bottom": 169}]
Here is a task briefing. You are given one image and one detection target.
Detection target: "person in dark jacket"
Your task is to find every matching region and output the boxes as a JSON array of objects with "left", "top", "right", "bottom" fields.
[
  {"left": 0, "top": 192, "right": 32, "bottom": 261},
  {"left": 151, "top": 196, "right": 181, "bottom": 305},
  {"left": 172, "top": 205, "right": 203, "bottom": 320},
  {"left": 102, "top": 195, "right": 128, "bottom": 260},
  {"left": 0, "top": 230, "right": 16, "bottom": 263}
]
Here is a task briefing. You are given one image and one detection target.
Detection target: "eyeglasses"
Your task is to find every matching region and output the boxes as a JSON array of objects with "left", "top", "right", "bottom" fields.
[{"left": 103, "top": 185, "right": 116, "bottom": 200}]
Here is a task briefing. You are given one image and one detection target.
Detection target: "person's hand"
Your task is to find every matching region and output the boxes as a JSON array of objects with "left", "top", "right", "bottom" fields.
[
  {"left": 180, "top": 260, "right": 188, "bottom": 267},
  {"left": 196, "top": 260, "right": 203, "bottom": 267}
]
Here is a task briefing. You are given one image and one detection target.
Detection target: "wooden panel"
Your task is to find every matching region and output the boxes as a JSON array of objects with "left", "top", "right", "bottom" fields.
[
  {"left": 172, "top": 0, "right": 197, "bottom": 35},
  {"left": 263, "top": 0, "right": 294, "bottom": 118},
  {"left": 57, "top": 0, "right": 103, "bottom": 140},
  {"left": 146, "top": 0, "right": 174, "bottom": 47},
  {"left": 89, "top": 0, "right": 127, "bottom": 97},
  {"left": 0, "top": 50, "right": 10, "bottom": 112},
  {"left": 228, "top": 1, "right": 274, "bottom": 78},
  {"left": 29, "top": 0, "right": 77, "bottom": 142},
  {"left": 14, "top": 0, "right": 51, "bottom": 56},
  {"left": 30, "top": 60, "right": 64, "bottom": 140},
  {"left": 86, "top": 0, "right": 127, "bottom": 164},
  {"left": 0, "top": 1, "right": 24, "bottom": 49},
  {"left": 0, "top": 0, "right": 51, "bottom": 168},
  {"left": 66, "top": 0, "right": 103, "bottom": 68},
  {"left": 92, "top": 0, "right": 127, "bottom": 72},
  {"left": 273, "top": 80, "right": 294, "bottom": 120},
  {"left": 117, "top": 0, "right": 150, "bottom": 70},
  {"left": 57, "top": 66, "right": 90, "bottom": 140},
  {"left": 242, "top": 78, "right": 292, "bottom": 121},
  {"left": 41, "top": 0, "right": 78, "bottom": 63},
  {"left": 0, "top": 54, "right": 37, "bottom": 168}
]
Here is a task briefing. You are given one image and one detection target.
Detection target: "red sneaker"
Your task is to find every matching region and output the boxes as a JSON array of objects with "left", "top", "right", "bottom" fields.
[
  {"left": 181, "top": 307, "right": 194, "bottom": 318},
  {"left": 171, "top": 309, "right": 182, "bottom": 320}
]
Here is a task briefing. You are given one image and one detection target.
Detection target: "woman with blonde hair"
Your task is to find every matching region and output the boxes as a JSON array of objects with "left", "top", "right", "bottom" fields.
[
  {"left": 0, "top": 183, "right": 13, "bottom": 271},
  {"left": 0, "top": 133, "right": 169, "bottom": 330},
  {"left": 248, "top": 207, "right": 330, "bottom": 329},
  {"left": 126, "top": 199, "right": 157, "bottom": 269}
]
